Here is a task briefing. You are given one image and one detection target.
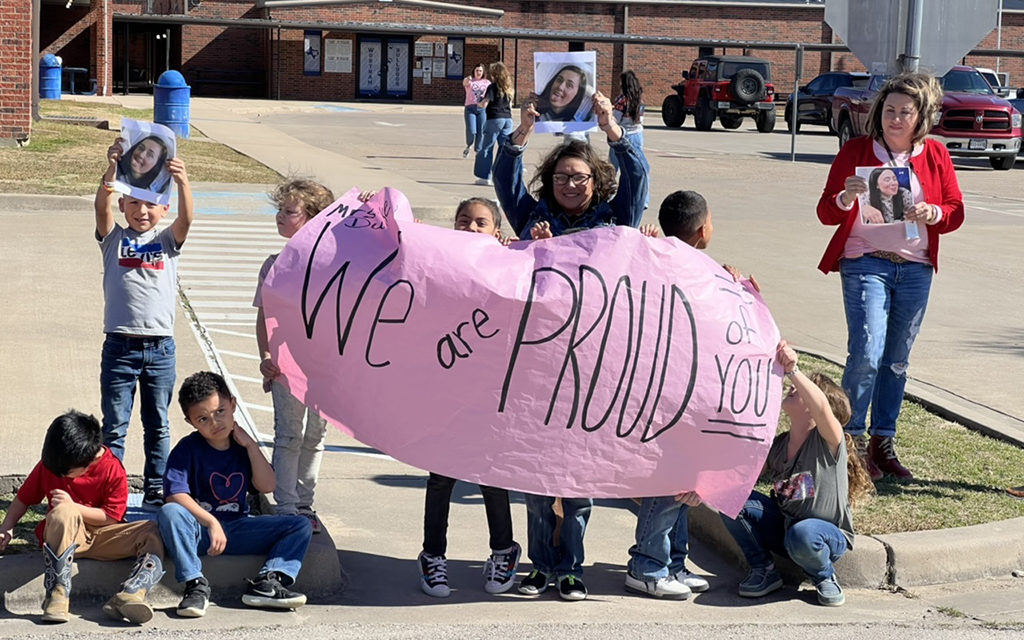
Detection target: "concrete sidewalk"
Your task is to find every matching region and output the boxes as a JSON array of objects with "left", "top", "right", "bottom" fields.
[{"left": 2, "top": 96, "right": 1024, "bottom": 630}]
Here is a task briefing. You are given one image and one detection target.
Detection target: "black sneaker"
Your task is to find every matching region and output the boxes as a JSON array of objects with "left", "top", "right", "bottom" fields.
[
  {"left": 517, "top": 569, "right": 550, "bottom": 596},
  {"left": 241, "top": 571, "right": 307, "bottom": 609},
  {"left": 177, "top": 576, "right": 211, "bottom": 618},
  {"left": 558, "top": 575, "right": 588, "bottom": 601},
  {"left": 142, "top": 489, "right": 164, "bottom": 511}
]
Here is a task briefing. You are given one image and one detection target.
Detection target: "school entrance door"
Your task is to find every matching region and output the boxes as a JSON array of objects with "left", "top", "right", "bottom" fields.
[{"left": 357, "top": 36, "right": 412, "bottom": 100}]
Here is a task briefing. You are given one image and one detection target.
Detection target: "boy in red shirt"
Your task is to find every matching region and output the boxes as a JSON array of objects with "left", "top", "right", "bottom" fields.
[{"left": 0, "top": 411, "right": 164, "bottom": 624}]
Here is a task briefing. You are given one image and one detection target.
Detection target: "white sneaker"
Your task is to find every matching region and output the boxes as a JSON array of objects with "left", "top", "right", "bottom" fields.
[
  {"left": 474, "top": 178, "right": 492, "bottom": 186},
  {"left": 418, "top": 552, "right": 451, "bottom": 597},
  {"left": 624, "top": 573, "right": 691, "bottom": 599},
  {"left": 672, "top": 568, "right": 710, "bottom": 593},
  {"left": 482, "top": 542, "right": 522, "bottom": 594},
  {"left": 463, "top": 146, "right": 472, "bottom": 158}
]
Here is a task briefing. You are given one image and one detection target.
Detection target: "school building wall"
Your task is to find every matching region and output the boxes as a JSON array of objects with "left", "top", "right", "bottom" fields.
[{"left": 9, "top": 1, "right": 1024, "bottom": 145}]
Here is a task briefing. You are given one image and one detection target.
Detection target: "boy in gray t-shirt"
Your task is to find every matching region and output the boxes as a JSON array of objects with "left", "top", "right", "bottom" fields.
[
  {"left": 720, "top": 340, "right": 872, "bottom": 607},
  {"left": 94, "top": 136, "right": 194, "bottom": 508}
]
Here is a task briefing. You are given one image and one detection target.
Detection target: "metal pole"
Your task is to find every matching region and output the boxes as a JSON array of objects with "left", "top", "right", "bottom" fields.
[
  {"left": 790, "top": 45, "right": 802, "bottom": 163},
  {"left": 276, "top": 25, "right": 281, "bottom": 100},
  {"left": 124, "top": 22, "right": 130, "bottom": 95},
  {"left": 996, "top": 0, "right": 1003, "bottom": 74},
  {"left": 901, "top": 0, "right": 923, "bottom": 73}
]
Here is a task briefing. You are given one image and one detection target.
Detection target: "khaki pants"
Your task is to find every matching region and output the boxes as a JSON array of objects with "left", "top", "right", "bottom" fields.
[{"left": 44, "top": 502, "right": 163, "bottom": 560}]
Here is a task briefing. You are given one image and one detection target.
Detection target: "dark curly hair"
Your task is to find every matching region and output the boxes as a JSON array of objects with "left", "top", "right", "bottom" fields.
[
  {"left": 529, "top": 140, "right": 617, "bottom": 213},
  {"left": 178, "top": 371, "right": 232, "bottom": 417}
]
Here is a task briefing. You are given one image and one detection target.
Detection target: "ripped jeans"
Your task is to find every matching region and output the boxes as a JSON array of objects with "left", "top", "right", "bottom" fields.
[{"left": 839, "top": 255, "right": 933, "bottom": 438}]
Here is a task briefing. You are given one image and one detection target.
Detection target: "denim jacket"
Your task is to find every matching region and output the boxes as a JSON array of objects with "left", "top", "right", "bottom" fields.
[{"left": 494, "top": 136, "right": 648, "bottom": 240}]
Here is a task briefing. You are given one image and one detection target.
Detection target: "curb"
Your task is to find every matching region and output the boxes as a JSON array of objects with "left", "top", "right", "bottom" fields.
[{"left": 1, "top": 524, "right": 345, "bottom": 614}]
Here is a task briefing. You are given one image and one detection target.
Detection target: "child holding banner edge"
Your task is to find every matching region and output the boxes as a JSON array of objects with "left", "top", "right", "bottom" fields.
[
  {"left": 621, "top": 190, "right": 725, "bottom": 600},
  {"left": 719, "top": 341, "right": 874, "bottom": 607},
  {"left": 254, "top": 178, "right": 336, "bottom": 533},
  {"left": 417, "top": 197, "right": 522, "bottom": 598}
]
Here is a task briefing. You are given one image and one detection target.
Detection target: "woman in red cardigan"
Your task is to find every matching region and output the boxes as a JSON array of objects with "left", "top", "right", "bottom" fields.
[{"left": 816, "top": 72, "right": 964, "bottom": 481}]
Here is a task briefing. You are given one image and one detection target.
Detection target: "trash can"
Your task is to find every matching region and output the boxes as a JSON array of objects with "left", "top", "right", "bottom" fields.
[
  {"left": 154, "top": 70, "right": 190, "bottom": 139},
  {"left": 40, "top": 54, "right": 62, "bottom": 100}
]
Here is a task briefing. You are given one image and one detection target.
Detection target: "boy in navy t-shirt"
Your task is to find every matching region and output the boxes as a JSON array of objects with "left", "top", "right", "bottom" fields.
[{"left": 156, "top": 371, "right": 312, "bottom": 617}]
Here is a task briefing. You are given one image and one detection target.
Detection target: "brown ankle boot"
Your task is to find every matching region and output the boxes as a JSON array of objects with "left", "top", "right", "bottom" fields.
[
  {"left": 41, "top": 543, "right": 75, "bottom": 623},
  {"left": 869, "top": 435, "right": 913, "bottom": 479},
  {"left": 853, "top": 434, "right": 883, "bottom": 482}
]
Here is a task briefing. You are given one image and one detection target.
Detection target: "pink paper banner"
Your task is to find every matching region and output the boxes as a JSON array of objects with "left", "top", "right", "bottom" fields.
[{"left": 263, "top": 188, "right": 783, "bottom": 517}]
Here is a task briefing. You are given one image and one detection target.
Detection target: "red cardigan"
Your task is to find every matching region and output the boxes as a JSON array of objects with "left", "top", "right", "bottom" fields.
[{"left": 816, "top": 136, "right": 964, "bottom": 273}]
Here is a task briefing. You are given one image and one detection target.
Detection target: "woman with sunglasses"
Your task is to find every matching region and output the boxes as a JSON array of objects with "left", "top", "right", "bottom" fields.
[{"left": 493, "top": 90, "right": 647, "bottom": 240}]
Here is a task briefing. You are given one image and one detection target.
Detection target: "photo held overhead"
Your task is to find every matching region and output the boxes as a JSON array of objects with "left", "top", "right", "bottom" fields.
[
  {"left": 113, "top": 118, "right": 177, "bottom": 206},
  {"left": 262, "top": 188, "right": 784, "bottom": 518}
]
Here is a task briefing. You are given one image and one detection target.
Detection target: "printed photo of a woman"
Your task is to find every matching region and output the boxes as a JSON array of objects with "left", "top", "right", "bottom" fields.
[
  {"left": 538, "top": 65, "right": 591, "bottom": 122},
  {"left": 117, "top": 135, "right": 170, "bottom": 190}
]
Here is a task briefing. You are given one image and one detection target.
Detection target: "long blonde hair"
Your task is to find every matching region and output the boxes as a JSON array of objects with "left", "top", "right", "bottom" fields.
[
  {"left": 865, "top": 72, "right": 943, "bottom": 146},
  {"left": 808, "top": 373, "right": 874, "bottom": 507},
  {"left": 488, "top": 61, "right": 514, "bottom": 102}
]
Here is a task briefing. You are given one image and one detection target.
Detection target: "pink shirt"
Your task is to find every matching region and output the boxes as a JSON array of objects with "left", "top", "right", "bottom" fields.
[
  {"left": 841, "top": 140, "right": 930, "bottom": 265},
  {"left": 465, "top": 78, "right": 490, "bottom": 107}
]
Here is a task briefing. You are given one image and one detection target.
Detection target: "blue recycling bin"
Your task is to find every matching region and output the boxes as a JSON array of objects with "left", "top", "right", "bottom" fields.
[
  {"left": 40, "top": 54, "right": 62, "bottom": 100},
  {"left": 154, "top": 70, "right": 190, "bottom": 139}
]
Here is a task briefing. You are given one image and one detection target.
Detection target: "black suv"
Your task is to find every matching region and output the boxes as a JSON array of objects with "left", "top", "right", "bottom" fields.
[{"left": 784, "top": 71, "right": 869, "bottom": 133}]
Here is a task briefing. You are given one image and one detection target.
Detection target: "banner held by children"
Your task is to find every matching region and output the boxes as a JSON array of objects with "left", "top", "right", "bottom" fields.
[{"left": 262, "top": 188, "right": 783, "bottom": 518}]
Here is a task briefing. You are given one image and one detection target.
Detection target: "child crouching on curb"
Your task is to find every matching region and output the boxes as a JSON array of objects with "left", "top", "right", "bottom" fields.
[
  {"left": 720, "top": 341, "right": 873, "bottom": 607},
  {"left": 0, "top": 411, "right": 164, "bottom": 624},
  {"left": 157, "top": 371, "right": 312, "bottom": 617}
]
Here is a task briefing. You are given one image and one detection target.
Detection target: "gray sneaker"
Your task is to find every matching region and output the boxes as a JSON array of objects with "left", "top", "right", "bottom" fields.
[
  {"left": 671, "top": 568, "right": 710, "bottom": 593},
  {"left": 624, "top": 573, "right": 691, "bottom": 599},
  {"left": 738, "top": 564, "right": 783, "bottom": 598},
  {"left": 815, "top": 574, "right": 845, "bottom": 606}
]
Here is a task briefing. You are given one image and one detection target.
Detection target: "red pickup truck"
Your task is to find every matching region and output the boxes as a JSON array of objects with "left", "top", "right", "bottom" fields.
[{"left": 832, "top": 66, "right": 1022, "bottom": 170}]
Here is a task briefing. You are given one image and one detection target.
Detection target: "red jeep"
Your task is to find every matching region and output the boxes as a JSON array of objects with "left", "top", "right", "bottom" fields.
[{"left": 661, "top": 55, "right": 777, "bottom": 133}]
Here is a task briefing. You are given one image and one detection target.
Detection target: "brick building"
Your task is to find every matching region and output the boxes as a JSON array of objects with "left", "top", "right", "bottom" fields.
[{"left": 3, "top": 0, "right": 1023, "bottom": 144}]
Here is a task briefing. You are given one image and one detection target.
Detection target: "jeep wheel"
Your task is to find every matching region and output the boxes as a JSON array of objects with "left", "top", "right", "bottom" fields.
[
  {"left": 837, "top": 117, "right": 855, "bottom": 150},
  {"left": 755, "top": 108, "right": 776, "bottom": 133},
  {"left": 990, "top": 155, "right": 1016, "bottom": 170},
  {"left": 694, "top": 95, "right": 715, "bottom": 131},
  {"left": 720, "top": 114, "right": 743, "bottom": 129},
  {"left": 784, "top": 105, "right": 801, "bottom": 133},
  {"left": 661, "top": 95, "right": 685, "bottom": 128},
  {"left": 731, "top": 69, "right": 767, "bottom": 105}
]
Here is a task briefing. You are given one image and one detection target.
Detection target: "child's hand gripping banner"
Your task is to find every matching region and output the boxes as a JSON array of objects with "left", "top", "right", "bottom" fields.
[{"left": 262, "top": 188, "right": 783, "bottom": 518}]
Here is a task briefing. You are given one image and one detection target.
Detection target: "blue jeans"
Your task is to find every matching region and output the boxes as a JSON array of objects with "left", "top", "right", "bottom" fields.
[
  {"left": 720, "top": 491, "right": 848, "bottom": 584},
  {"left": 609, "top": 131, "right": 650, "bottom": 210},
  {"left": 463, "top": 105, "right": 486, "bottom": 150},
  {"left": 524, "top": 494, "right": 592, "bottom": 579},
  {"left": 157, "top": 502, "right": 313, "bottom": 584},
  {"left": 627, "top": 496, "right": 692, "bottom": 580},
  {"left": 474, "top": 117, "right": 514, "bottom": 180},
  {"left": 839, "top": 256, "right": 933, "bottom": 437},
  {"left": 100, "top": 334, "right": 176, "bottom": 494}
]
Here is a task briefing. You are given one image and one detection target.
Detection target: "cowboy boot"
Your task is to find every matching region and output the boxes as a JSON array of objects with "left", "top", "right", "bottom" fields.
[
  {"left": 869, "top": 435, "right": 914, "bottom": 479},
  {"left": 103, "top": 553, "right": 164, "bottom": 623},
  {"left": 853, "top": 433, "right": 883, "bottom": 481},
  {"left": 41, "top": 543, "right": 75, "bottom": 623}
]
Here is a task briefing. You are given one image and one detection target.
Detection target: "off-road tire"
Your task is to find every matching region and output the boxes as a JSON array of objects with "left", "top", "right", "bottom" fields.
[
  {"left": 694, "top": 95, "right": 715, "bottom": 131},
  {"left": 755, "top": 107, "right": 776, "bottom": 133},
  {"left": 662, "top": 95, "right": 685, "bottom": 128},
  {"left": 720, "top": 113, "right": 743, "bottom": 129},
  {"left": 731, "top": 69, "right": 767, "bottom": 104}
]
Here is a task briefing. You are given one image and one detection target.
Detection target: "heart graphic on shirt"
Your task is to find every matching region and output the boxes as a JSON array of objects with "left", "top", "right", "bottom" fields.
[{"left": 209, "top": 472, "right": 245, "bottom": 504}]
